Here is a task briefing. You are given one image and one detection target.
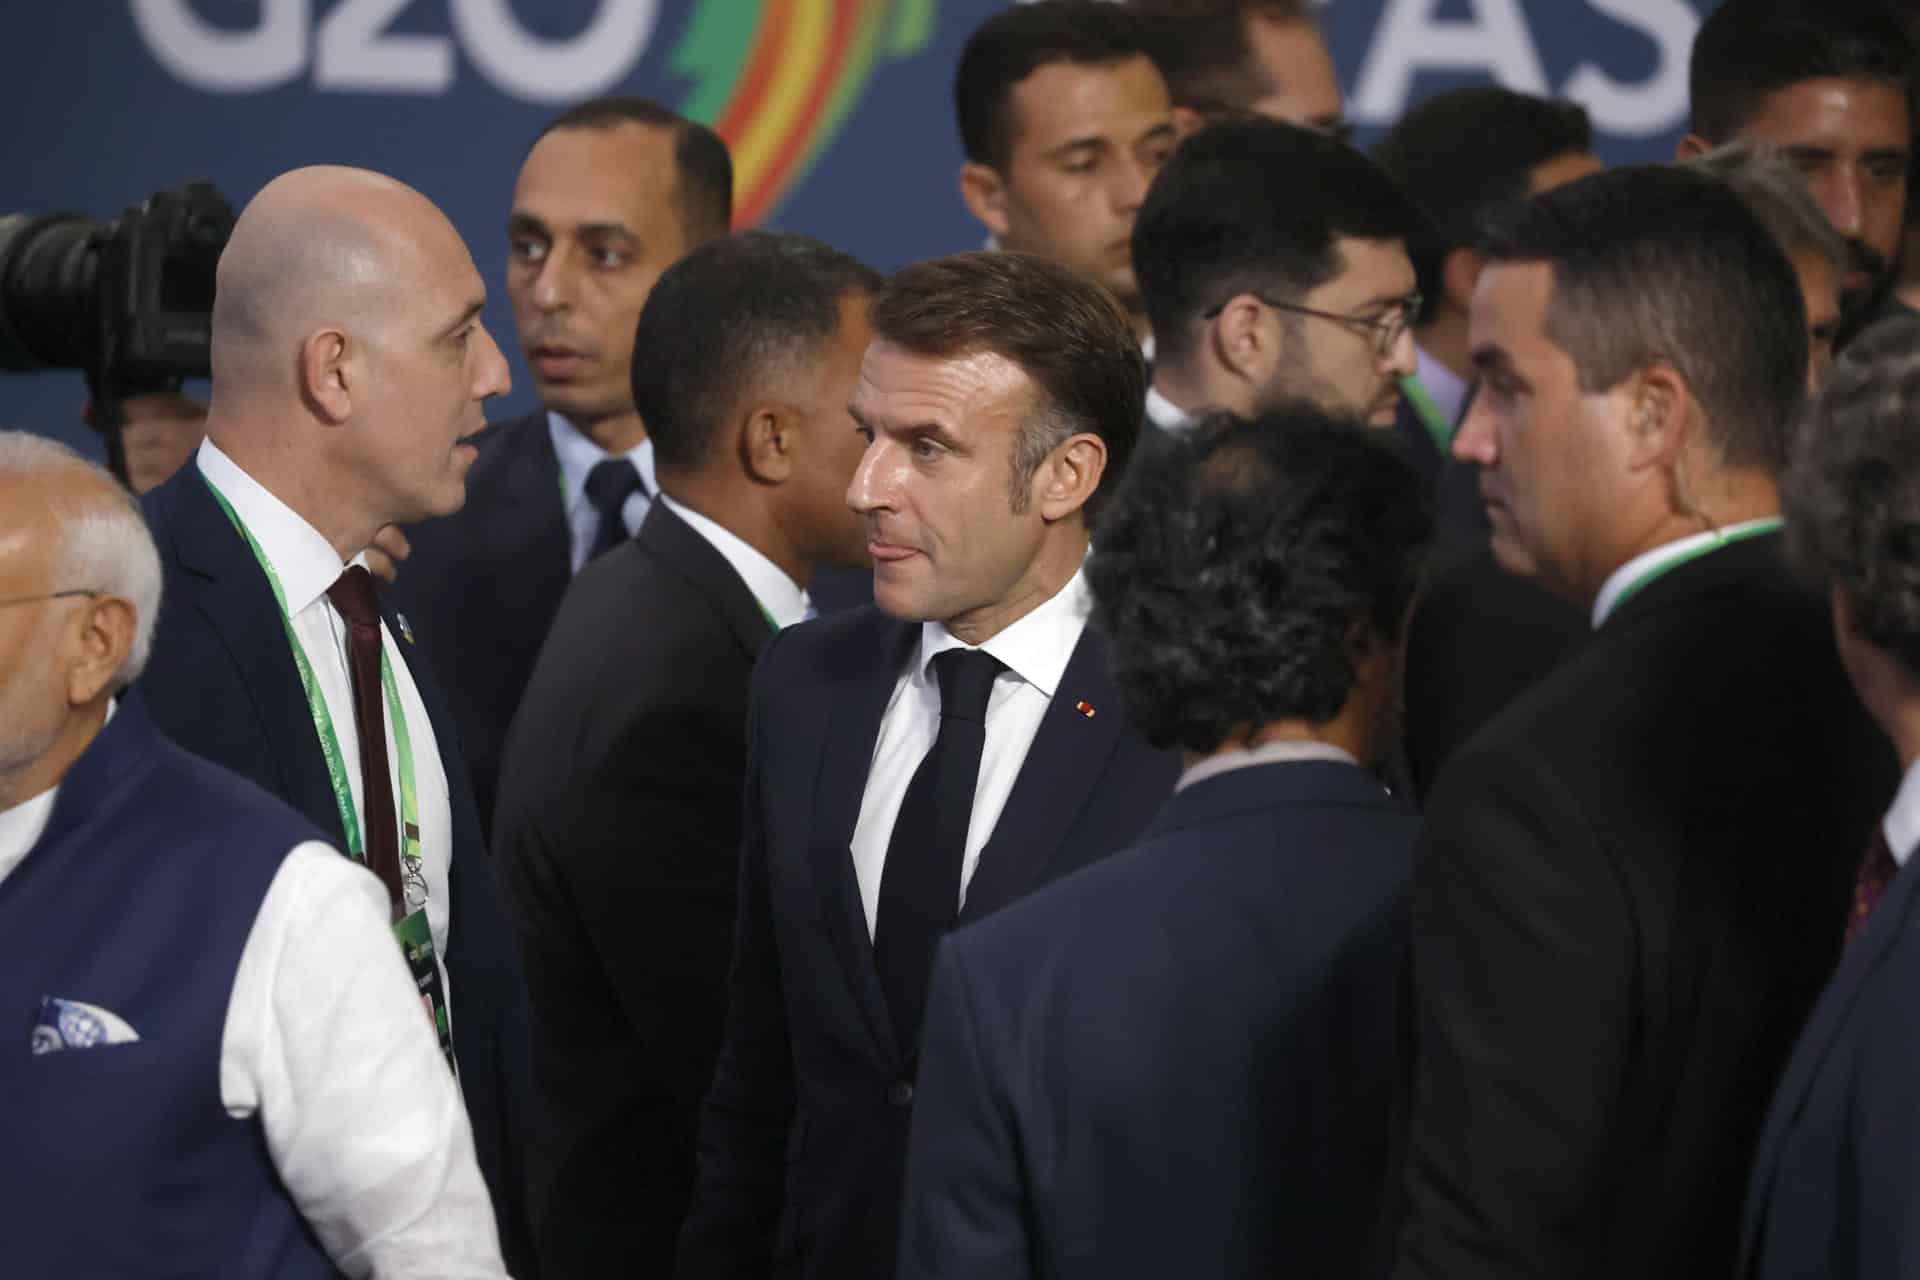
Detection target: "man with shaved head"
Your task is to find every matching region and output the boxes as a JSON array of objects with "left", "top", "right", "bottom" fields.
[
  {"left": 0, "top": 432, "right": 509, "bottom": 1277},
  {"left": 135, "top": 165, "right": 531, "bottom": 1265}
]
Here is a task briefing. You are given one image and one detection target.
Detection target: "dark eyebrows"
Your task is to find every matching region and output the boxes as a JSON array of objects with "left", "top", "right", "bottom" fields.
[
  {"left": 846, "top": 402, "right": 961, "bottom": 449},
  {"left": 1134, "top": 120, "right": 1178, "bottom": 149},
  {"left": 505, "top": 211, "right": 547, "bottom": 240},
  {"left": 505, "top": 212, "right": 640, "bottom": 244},
  {"left": 1470, "top": 344, "right": 1512, "bottom": 376}
]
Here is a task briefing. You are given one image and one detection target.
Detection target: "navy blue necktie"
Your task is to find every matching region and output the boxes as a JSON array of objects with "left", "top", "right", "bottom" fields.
[
  {"left": 584, "top": 458, "right": 643, "bottom": 561},
  {"left": 873, "top": 648, "right": 1004, "bottom": 1052}
]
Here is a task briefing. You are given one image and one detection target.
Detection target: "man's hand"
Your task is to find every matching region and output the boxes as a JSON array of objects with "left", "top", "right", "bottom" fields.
[
  {"left": 88, "top": 392, "right": 208, "bottom": 494},
  {"left": 367, "top": 524, "right": 412, "bottom": 585}
]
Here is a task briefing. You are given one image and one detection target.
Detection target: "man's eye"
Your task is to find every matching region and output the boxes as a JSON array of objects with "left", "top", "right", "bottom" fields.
[
  {"left": 1062, "top": 156, "right": 1098, "bottom": 175},
  {"left": 913, "top": 439, "right": 943, "bottom": 459},
  {"left": 510, "top": 239, "right": 546, "bottom": 263},
  {"left": 591, "top": 248, "right": 630, "bottom": 269},
  {"left": 1868, "top": 158, "right": 1910, "bottom": 183}
]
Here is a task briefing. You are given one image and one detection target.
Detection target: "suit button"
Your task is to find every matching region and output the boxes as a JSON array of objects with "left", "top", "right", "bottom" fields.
[{"left": 888, "top": 1080, "right": 914, "bottom": 1108}]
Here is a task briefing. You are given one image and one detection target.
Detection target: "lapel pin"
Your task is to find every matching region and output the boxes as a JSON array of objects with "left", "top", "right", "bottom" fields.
[
  {"left": 1075, "top": 700, "right": 1096, "bottom": 718},
  {"left": 396, "top": 612, "right": 416, "bottom": 645}
]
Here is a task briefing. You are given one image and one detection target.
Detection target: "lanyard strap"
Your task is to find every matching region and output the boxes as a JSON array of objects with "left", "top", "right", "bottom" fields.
[
  {"left": 203, "top": 477, "right": 424, "bottom": 886},
  {"left": 1608, "top": 518, "right": 1785, "bottom": 618},
  {"left": 1397, "top": 374, "right": 1454, "bottom": 453}
]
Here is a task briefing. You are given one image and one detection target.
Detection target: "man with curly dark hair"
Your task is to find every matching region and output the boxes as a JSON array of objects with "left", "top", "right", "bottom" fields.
[
  {"left": 897, "top": 408, "right": 1431, "bottom": 1279},
  {"left": 1744, "top": 313, "right": 1920, "bottom": 1279}
]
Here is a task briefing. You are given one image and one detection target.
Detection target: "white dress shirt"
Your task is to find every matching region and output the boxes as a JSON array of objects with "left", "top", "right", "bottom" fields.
[
  {"left": 1144, "top": 385, "right": 1194, "bottom": 433},
  {"left": 849, "top": 568, "right": 1092, "bottom": 936},
  {"left": 1883, "top": 757, "right": 1920, "bottom": 867},
  {"left": 1176, "top": 740, "right": 1359, "bottom": 792},
  {"left": 658, "top": 493, "right": 813, "bottom": 629},
  {"left": 196, "top": 440, "right": 455, "bottom": 976},
  {"left": 0, "top": 709, "right": 507, "bottom": 1278},
  {"left": 1590, "top": 518, "right": 1784, "bottom": 629},
  {"left": 549, "top": 411, "right": 658, "bottom": 574}
]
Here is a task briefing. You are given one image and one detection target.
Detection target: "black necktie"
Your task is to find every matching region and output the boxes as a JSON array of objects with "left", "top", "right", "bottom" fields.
[
  {"left": 324, "top": 565, "right": 405, "bottom": 918},
  {"left": 873, "top": 648, "right": 1004, "bottom": 1052},
  {"left": 584, "top": 458, "right": 643, "bottom": 561}
]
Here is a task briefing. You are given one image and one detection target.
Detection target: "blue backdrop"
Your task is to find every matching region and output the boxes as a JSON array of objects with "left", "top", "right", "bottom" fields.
[{"left": 3, "top": 0, "right": 1719, "bottom": 454}]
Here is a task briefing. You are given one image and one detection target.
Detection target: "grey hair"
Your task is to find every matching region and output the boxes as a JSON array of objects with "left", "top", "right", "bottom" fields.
[
  {"left": 0, "top": 431, "right": 163, "bottom": 690},
  {"left": 1684, "top": 139, "right": 1848, "bottom": 285}
]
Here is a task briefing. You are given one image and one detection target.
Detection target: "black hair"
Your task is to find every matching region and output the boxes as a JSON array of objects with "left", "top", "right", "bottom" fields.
[
  {"left": 1128, "top": 0, "right": 1315, "bottom": 118},
  {"left": 1088, "top": 408, "right": 1432, "bottom": 753},
  {"left": 1133, "top": 118, "right": 1425, "bottom": 368},
  {"left": 631, "top": 231, "right": 880, "bottom": 469},
  {"left": 1689, "top": 1, "right": 1914, "bottom": 143},
  {"left": 534, "top": 96, "right": 734, "bottom": 242},
  {"left": 1477, "top": 164, "right": 1808, "bottom": 473},
  {"left": 1371, "top": 87, "right": 1592, "bottom": 324},
  {"left": 1785, "top": 314, "right": 1920, "bottom": 673},
  {"left": 954, "top": 2, "right": 1162, "bottom": 170}
]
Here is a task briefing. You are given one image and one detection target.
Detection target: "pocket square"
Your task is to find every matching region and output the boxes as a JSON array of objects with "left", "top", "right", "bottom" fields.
[{"left": 31, "top": 996, "right": 140, "bottom": 1055}]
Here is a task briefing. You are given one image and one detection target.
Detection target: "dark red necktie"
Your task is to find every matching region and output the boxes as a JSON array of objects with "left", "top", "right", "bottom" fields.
[
  {"left": 326, "top": 565, "right": 405, "bottom": 917},
  {"left": 1845, "top": 824, "right": 1899, "bottom": 945}
]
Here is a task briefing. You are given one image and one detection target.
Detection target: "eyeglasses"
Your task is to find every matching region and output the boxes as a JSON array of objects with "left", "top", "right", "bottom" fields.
[
  {"left": 1204, "top": 291, "right": 1422, "bottom": 360},
  {"left": 0, "top": 589, "right": 100, "bottom": 611}
]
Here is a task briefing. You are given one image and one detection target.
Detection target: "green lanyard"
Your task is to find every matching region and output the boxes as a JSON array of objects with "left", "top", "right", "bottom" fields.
[
  {"left": 1397, "top": 374, "right": 1454, "bottom": 453},
  {"left": 203, "top": 478, "right": 425, "bottom": 911},
  {"left": 1606, "top": 518, "right": 1785, "bottom": 620}
]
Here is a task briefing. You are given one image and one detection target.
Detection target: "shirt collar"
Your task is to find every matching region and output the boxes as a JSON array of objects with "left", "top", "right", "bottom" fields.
[
  {"left": 1884, "top": 756, "right": 1920, "bottom": 868},
  {"left": 658, "top": 493, "right": 812, "bottom": 630},
  {"left": 548, "top": 412, "right": 657, "bottom": 515},
  {"left": 1589, "top": 517, "right": 1784, "bottom": 629},
  {"left": 1177, "top": 740, "right": 1358, "bottom": 792},
  {"left": 196, "top": 438, "right": 351, "bottom": 617},
  {"left": 916, "top": 566, "right": 1092, "bottom": 701},
  {"left": 1414, "top": 344, "right": 1469, "bottom": 428},
  {"left": 1144, "top": 385, "right": 1193, "bottom": 433}
]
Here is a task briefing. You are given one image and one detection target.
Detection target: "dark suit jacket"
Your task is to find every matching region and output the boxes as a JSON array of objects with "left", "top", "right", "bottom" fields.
[
  {"left": 1741, "top": 820, "right": 1920, "bottom": 1279},
  {"left": 1394, "top": 532, "right": 1895, "bottom": 1279},
  {"left": 392, "top": 409, "right": 572, "bottom": 835},
  {"left": 1401, "top": 547, "right": 1587, "bottom": 802},
  {"left": 495, "top": 502, "right": 775, "bottom": 1277},
  {"left": 899, "top": 759, "right": 1418, "bottom": 1280},
  {"left": 674, "top": 606, "right": 1182, "bottom": 1279},
  {"left": 137, "top": 463, "right": 534, "bottom": 1273}
]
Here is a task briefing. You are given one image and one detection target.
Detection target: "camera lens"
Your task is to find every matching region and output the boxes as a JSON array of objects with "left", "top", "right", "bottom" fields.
[{"left": 0, "top": 213, "right": 103, "bottom": 372}]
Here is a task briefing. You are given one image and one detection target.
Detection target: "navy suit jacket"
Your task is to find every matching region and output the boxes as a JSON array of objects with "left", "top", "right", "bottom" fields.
[
  {"left": 391, "top": 409, "right": 572, "bottom": 836},
  {"left": 1741, "top": 829, "right": 1920, "bottom": 1279},
  {"left": 137, "top": 462, "right": 534, "bottom": 1272},
  {"left": 898, "top": 759, "right": 1418, "bottom": 1280},
  {"left": 674, "top": 605, "right": 1181, "bottom": 1279}
]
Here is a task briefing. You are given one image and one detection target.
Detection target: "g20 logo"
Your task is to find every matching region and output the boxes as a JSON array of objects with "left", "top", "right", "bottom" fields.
[{"left": 130, "top": 0, "right": 935, "bottom": 225}]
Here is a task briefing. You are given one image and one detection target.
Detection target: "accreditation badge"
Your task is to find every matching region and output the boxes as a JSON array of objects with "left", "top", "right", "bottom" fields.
[{"left": 392, "top": 908, "right": 458, "bottom": 1076}]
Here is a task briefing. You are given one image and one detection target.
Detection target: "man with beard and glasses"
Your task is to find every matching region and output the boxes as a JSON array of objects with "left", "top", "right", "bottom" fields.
[
  {"left": 1680, "top": 0, "right": 1913, "bottom": 343},
  {"left": 1128, "top": 118, "right": 1421, "bottom": 455}
]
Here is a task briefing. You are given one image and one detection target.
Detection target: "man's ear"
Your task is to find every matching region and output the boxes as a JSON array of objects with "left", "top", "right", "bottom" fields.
[
  {"left": 66, "top": 595, "right": 135, "bottom": 706},
  {"left": 1440, "top": 246, "right": 1484, "bottom": 315},
  {"left": 960, "top": 163, "right": 1013, "bottom": 241},
  {"left": 1622, "top": 364, "right": 1694, "bottom": 473},
  {"left": 741, "top": 403, "right": 796, "bottom": 486},
  {"left": 1674, "top": 134, "right": 1712, "bottom": 162},
  {"left": 300, "top": 328, "right": 354, "bottom": 424},
  {"left": 1171, "top": 105, "right": 1204, "bottom": 138},
  {"left": 1208, "top": 294, "right": 1276, "bottom": 383},
  {"left": 1035, "top": 434, "right": 1108, "bottom": 522}
]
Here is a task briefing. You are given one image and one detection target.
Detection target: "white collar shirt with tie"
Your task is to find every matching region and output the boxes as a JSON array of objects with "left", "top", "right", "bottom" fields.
[
  {"left": 195, "top": 438, "right": 455, "bottom": 970},
  {"left": 548, "top": 411, "right": 657, "bottom": 573},
  {"left": 849, "top": 567, "right": 1092, "bottom": 937}
]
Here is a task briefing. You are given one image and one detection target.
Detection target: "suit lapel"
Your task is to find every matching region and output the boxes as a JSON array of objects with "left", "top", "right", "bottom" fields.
[
  {"left": 1741, "top": 857, "right": 1920, "bottom": 1263},
  {"left": 637, "top": 503, "right": 774, "bottom": 663},
  {"left": 959, "top": 625, "right": 1127, "bottom": 924},
  {"left": 808, "top": 618, "right": 918, "bottom": 1064},
  {"left": 171, "top": 471, "right": 346, "bottom": 845},
  {"left": 479, "top": 412, "right": 572, "bottom": 644}
]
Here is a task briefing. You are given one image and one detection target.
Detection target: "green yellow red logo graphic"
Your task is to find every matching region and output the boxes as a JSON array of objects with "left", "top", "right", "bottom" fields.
[{"left": 672, "top": 0, "right": 937, "bottom": 227}]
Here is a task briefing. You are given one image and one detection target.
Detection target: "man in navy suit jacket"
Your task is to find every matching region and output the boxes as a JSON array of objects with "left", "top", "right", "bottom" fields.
[
  {"left": 898, "top": 410, "right": 1432, "bottom": 1280},
  {"left": 133, "top": 166, "right": 533, "bottom": 1270},
  {"left": 674, "top": 252, "right": 1181, "bottom": 1279},
  {"left": 1742, "top": 316, "right": 1920, "bottom": 1279},
  {"left": 390, "top": 96, "right": 735, "bottom": 833}
]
